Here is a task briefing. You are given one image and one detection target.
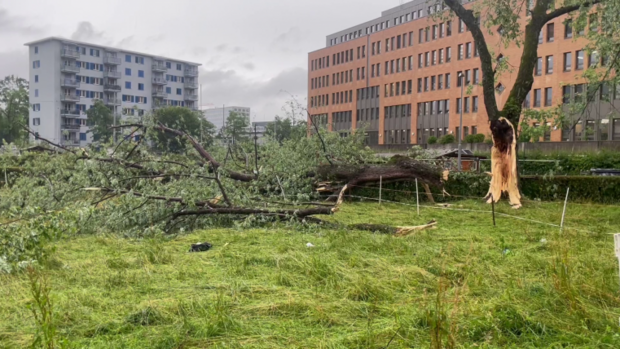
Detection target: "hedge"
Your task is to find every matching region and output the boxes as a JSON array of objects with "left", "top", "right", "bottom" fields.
[
  {"left": 478, "top": 151, "right": 620, "bottom": 175},
  {"left": 349, "top": 173, "right": 620, "bottom": 204}
]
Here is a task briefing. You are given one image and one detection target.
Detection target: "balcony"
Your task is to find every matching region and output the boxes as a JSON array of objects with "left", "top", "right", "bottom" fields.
[
  {"left": 184, "top": 68, "right": 199, "bottom": 77},
  {"left": 62, "top": 139, "right": 81, "bottom": 146},
  {"left": 60, "top": 64, "right": 80, "bottom": 73},
  {"left": 61, "top": 110, "right": 81, "bottom": 117},
  {"left": 61, "top": 49, "right": 80, "bottom": 59},
  {"left": 184, "top": 81, "right": 198, "bottom": 89},
  {"left": 152, "top": 63, "right": 168, "bottom": 72},
  {"left": 103, "top": 70, "right": 122, "bottom": 79},
  {"left": 104, "top": 97, "right": 120, "bottom": 106},
  {"left": 60, "top": 93, "right": 80, "bottom": 102},
  {"left": 61, "top": 122, "right": 81, "bottom": 130},
  {"left": 103, "top": 56, "right": 121, "bottom": 65},
  {"left": 104, "top": 84, "right": 121, "bottom": 92},
  {"left": 61, "top": 79, "right": 80, "bottom": 88},
  {"left": 152, "top": 90, "right": 168, "bottom": 98},
  {"left": 184, "top": 93, "right": 198, "bottom": 101},
  {"left": 152, "top": 77, "right": 167, "bottom": 85}
]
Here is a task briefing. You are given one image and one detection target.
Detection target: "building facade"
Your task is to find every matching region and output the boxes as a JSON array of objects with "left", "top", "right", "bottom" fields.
[
  {"left": 307, "top": 0, "right": 620, "bottom": 146},
  {"left": 25, "top": 37, "right": 200, "bottom": 147},
  {"left": 203, "top": 106, "right": 251, "bottom": 134}
]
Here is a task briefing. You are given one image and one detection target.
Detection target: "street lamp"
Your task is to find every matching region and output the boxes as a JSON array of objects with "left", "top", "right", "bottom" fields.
[{"left": 457, "top": 72, "right": 465, "bottom": 171}]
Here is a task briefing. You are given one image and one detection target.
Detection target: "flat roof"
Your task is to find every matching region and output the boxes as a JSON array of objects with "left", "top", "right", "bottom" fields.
[{"left": 24, "top": 36, "right": 201, "bottom": 66}]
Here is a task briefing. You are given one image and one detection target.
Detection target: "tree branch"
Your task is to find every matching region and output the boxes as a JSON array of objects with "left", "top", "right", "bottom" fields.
[
  {"left": 172, "top": 206, "right": 333, "bottom": 220},
  {"left": 444, "top": 0, "right": 500, "bottom": 120},
  {"left": 544, "top": 0, "right": 601, "bottom": 22}
]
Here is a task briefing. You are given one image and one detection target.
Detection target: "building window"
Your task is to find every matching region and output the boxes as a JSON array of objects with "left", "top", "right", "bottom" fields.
[
  {"left": 456, "top": 98, "right": 462, "bottom": 113},
  {"left": 138, "top": 70, "right": 144, "bottom": 78},
  {"left": 589, "top": 51, "right": 599, "bottom": 67},
  {"left": 545, "top": 87, "right": 553, "bottom": 106},
  {"left": 35, "top": 75, "right": 38, "bottom": 83},
  {"left": 34, "top": 89, "right": 38, "bottom": 97},
  {"left": 524, "top": 91, "right": 531, "bottom": 108},
  {"left": 534, "top": 88, "right": 542, "bottom": 107},
  {"left": 576, "top": 50, "right": 584, "bottom": 70},
  {"left": 125, "top": 68, "right": 131, "bottom": 76},
  {"left": 459, "top": 19, "right": 465, "bottom": 33},
  {"left": 457, "top": 71, "right": 463, "bottom": 87},
  {"left": 446, "top": 47, "right": 452, "bottom": 62},
  {"left": 473, "top": 96, "right": 479, "bottom": 112},
  {"left": 177, "top": 63, "right": 182, "bottom": 71},
  {"left": 465, "top": 42, "right": 472, "bottom": 58},
  {"left": 589, "top": 13, "right": 598, "bottom": 32},
  {"left": 32, "top": 60, "right": 40, "bottom": 69},
  {"left": 458, "top": 44, "right": 463, "bottom": 60},
  {"left": 547, "top": 23, "right": 554, "bottom": 42},
  {"left": 177, "top": 88, "right": 182, "bottom": 95},
  {"left": 536, "top": 57, "right": 542, "bottom": 76},
  {"left": 32, "top": 118, "right": 40, "bottom": 126},
  {"left": 125, "top": 81, "right": 131, "bottom": 89},
  {"left": 546, "top": 55, "right": 553, "bottom": 74},
  {"left": 138, "top": 83, "right": 144, "bottom": 91},
  {"left": 563, "top": 52, "right": 572, "bottom": 71},
  {"left": 166, "top": 87, "right": 171, "bottom": 94},
  {"left": 34, "top": 46, "right": 38, "bottom": 54},
  {"left": 32, "top": 104, "right": 41, "bottom": 111},
  {"left": 166, "top": 62, "right": 171, "bottom": 69},
  {"left": 464, "top": 97, "right": 470, "bottom": 112},
  {"left": 446, "top": 21, "right": 452, "bottom": 36},
  {"left": 125, "top": 54, "right": 131, "bottom": 62},
  {"left": 473, "top": 69, "right": 480, "bottom": 84},
  {"left": 574, "top": 84, "right": 584, "bottom": 103},
  {"left": 562, "top": 85, "right": 571, "bottom": 104},
  {"left": 445, "top": 73, "right": 451, "bottom": 88},
  {"left": 565, "top": 20, "right": 573, "bottom": 38}
]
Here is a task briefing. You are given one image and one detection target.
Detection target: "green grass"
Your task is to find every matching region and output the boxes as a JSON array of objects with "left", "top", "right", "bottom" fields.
[{"left": 1, "top": 200, "right": 620, "bottom": 348}]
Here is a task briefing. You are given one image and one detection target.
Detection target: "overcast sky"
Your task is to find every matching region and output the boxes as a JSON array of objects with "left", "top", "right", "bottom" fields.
[{"left": 0, "top": 0, "right": 401, "bottom": 121}]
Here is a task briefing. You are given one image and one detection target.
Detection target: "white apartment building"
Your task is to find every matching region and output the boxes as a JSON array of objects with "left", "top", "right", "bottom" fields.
[
  {"left": 202, "top": 106, "right": 251, "bottom": 134},
  {"left": 25, "top": 37, "right": 201, "bottom": 146}
]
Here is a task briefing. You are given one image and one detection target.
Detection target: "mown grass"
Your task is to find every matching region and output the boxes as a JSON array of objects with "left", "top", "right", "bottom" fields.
[{"left": 1, "top": 200, "right": 620, "bottom": 348}]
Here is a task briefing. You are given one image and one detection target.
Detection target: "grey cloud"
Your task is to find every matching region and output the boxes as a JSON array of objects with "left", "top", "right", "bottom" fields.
[
  {"left": 216, "top": 44, "right": 227, "bottom": 52},
  {"left": 198, "top": 67, "right": 307, "bottom": 119},
  {"left": 116, "top": 36, "right": 135, "bottom": 48},
  {"left": 0, "top": 8, "right": 46, "bottom": 36},
  {"left": 0, "top": 50, "right": 28, "bottom": 80},
  {"left": 270, "top": 27, "right": 305, "bottom": 53},
  {"left": 242, "top": 62, "right": 255, "bottom": 70},
  {"left": 71, "top": 22, "right": 106, "bottom": 42}
]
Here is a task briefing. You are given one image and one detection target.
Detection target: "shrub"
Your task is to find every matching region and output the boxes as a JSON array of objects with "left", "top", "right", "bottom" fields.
[
  {"left": 464, "top": 134, "right": 476, "bottom": 144},
  {"left": 474, "top": 134, "right": 485, "bottom": 143},
  {"left": 427, "top": 136, "right": 438, "bottom": 144},
  {"left": 438, "top": 134, "right": 455, "bottom": 144}
]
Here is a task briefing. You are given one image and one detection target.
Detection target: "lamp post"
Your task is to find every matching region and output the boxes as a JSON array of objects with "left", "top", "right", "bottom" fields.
[{"left": 458, "top": 72, "right": 464, "bottom": 171}]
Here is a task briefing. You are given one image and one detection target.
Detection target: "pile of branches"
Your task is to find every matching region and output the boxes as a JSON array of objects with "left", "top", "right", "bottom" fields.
[{"left": 1, "top": 122, "right": 445, "bottom": 235}]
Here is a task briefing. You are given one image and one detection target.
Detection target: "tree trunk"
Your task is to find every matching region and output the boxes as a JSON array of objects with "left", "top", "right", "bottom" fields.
[{"left": 485, "top": 118, "right": 521, "bottom": 208}]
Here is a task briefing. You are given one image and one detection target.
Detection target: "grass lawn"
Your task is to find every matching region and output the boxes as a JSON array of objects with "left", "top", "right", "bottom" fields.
[{"left": 1, "top": 200, "right": 620, "bottom": 348}]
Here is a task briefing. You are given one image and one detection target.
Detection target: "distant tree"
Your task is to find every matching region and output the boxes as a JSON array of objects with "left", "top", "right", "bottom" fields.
[
  {"left": 438, "top": 134, "right": 456, "bottom": 144},
  {"left": 0, "top": 75, "right": 29, "bottom": 144},
  {"left": 224, "top": 111, "right": 250, "bottom": 144},
  {"left": 265, "top": 116, "right": 308, "bottom": 143},
  {"left": 86, "top": 100, "right": 114, "bottom": 143},
  {"left": 149, "top": 107, "right": 215, "bottom": 152}
]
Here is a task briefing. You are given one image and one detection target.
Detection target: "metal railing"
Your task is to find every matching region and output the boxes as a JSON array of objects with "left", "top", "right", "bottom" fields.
[
  {"left": 152, "top": 91, "right": 168, "bottom": 98},
  {"left": 104, "top": 84, "right": 121, "bottom": 91},
  {"left": 61, "top": 123, "right": 81, "bottom": 130},
  {"left": 103, "top": 56, "right": 121, "bottom": 65},
  {"left": 184, "top": 69, "right": 198, "bottom": 77},
  {"left": 152, "top": 64, "right": 168, "bottom": 72},
  {"left": 61, "top": 49, "right": 80, "bottom": 58},
  {"left": 60, "top": 93, "right": 80, "bottom": 102},
  {"left": 61, "top": 79, "right": 80, "bottom": 88},
  {"left": 184, "top": 81, "right": 198, "bottom": 89},
  {"left": 103, "top": 71, "right": 121, "bottom": 78},
  {"left": 61, "top": 110, "right": 81, "bottom": 117},
  {"left": 104, "top": 97, "right": 120, "bottom": 105},
  {"left": 184, "top": 94, "right": 198, "bottom": 101},
  {"left": 60, "top": 64, "right": 80, "bottom": 73},
  {"left": 152, "top": 77, "right": 167, "bottom": 84}
]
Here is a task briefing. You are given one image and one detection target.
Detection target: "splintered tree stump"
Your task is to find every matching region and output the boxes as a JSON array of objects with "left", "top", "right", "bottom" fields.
[{"left": 485, "top": 117, "right": 521, "bottom": 208}]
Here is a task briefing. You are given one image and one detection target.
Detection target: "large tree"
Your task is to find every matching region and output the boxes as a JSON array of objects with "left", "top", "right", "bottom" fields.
[
  {"left": 223, "top": 111, "right": 250, "bottom": 144},
  {"left": 265, "top": 116, "right": 308, "bottom": 143},
  {"left": 0, "top": 75, "right": 29, "bottom": 145},
  {"left": 149, "top": 106, "right": 215, "bottom": 152},
  {"left": 86, "top": 100, "right": 115, "bottom": 143},
  {"left": 443, "top": 0, "right": 614, "bottom": 208}
]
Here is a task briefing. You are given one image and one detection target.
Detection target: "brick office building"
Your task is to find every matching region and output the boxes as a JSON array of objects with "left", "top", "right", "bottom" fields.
[{"left": 307, "top": 0, "right": 620, "bottom": 146}]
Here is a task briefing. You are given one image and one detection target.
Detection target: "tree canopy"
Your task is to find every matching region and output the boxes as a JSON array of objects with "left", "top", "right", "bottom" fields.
[
  {"left": 86, "top": 100, "right": 115, "bottom": 143},
  {"left": 0, "top": 75, "right": 29, "bottom": 145},
  {"left": 148, "top": 106, "right": 215, "bottom": 152},
  {"left": 223, "top": 111, "right": 250, "bottom": 144}
]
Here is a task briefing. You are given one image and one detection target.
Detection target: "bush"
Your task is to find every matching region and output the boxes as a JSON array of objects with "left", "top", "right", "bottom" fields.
[
  {"left": 438, "top": 134, "right": 455, "bottom": 144},
  {"left": 474, "top": 134, "right": 485, "bottom": 143},
  {"left": 464, "top": 134, "right": 476, "bottom": 143},
  {"left": 427, "top": 136, "right": 438, "bottom": 144}
]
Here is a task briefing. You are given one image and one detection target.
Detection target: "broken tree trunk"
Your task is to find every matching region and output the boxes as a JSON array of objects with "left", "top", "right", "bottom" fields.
[
  {"left": 316, "top": 156, "right": 443, "bottom": 201},
  {"left": 485, "top": 117, "right": 521, "bottom": 208}
]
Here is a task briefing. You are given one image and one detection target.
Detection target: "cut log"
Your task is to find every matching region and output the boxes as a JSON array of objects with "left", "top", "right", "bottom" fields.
[
  {"left": 349, "top": 219, "right": 437, "bottom": 236},
  {"left": 485, "top": 117, "right": 521, "bottom": 208}
]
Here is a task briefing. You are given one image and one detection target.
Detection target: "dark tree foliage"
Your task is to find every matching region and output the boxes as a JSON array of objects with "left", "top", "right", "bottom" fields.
[{"left": 0, "top": 75, "right": 29, "bottom": 145}]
